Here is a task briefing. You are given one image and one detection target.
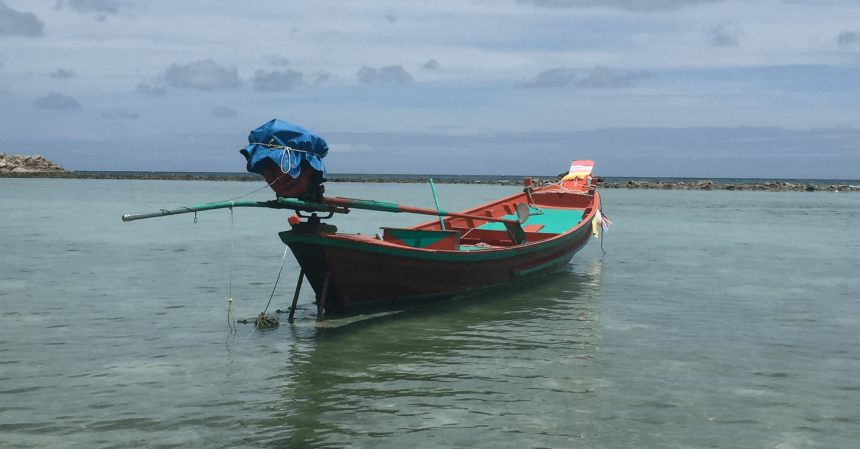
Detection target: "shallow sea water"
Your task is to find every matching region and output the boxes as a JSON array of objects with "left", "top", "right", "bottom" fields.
[{"left": 1, "top": 179, "right": 858, "bottom": 448}]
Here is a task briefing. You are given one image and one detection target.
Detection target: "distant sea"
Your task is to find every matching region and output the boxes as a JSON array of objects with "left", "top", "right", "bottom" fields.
[
  {"left": 2, "top": 178, "right": 858, "bottom": 448},
  {"left": 77, "top": 171, "right": 860, "bottom": 186}
]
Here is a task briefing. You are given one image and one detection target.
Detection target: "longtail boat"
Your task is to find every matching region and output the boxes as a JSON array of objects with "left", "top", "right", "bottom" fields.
[
  {"left": 122, "top": 120, "right": 607, "bottom": 320},
  {"left": 282, "top": 176, "right": 602, "bottom": 316}
]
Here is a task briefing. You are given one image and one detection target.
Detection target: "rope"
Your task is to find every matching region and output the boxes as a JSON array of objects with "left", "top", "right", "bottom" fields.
[
  {"left": 227, "top": 297, "right": 235, "bottom": 333},
  {"left": 174, "top": 141, "right": 313, "bottom": 211},
  {"left": 222, "top": 202, "right": 285, "bottom": 332},
  {"left": 524, "top": 189, "right": 545, "bottom": 215},
  {"left": 208, "top": 144, "right": 309, "bottom": 203},
  {"left": 598, "top": 201, "right": 608, "bottom": 255},
  {"left": 217, "top": 172, "right": 287, "bottom": 203},
  {"left": 229, "top": 202, "right": 234, "bottom": 297},
  {"left": 252, "top": 140, "right": 314, "bottom": 178},
  {"left": 226, "top": 203, "right": 236, "bottom": 331},
  {"left": 262, "top": 246, "right": 289, "bottom": 315}
]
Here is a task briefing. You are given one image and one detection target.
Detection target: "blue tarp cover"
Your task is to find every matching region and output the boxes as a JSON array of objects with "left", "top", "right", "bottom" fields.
[{"left": 239, "top": 119, "right": 328, "bottom": 179}]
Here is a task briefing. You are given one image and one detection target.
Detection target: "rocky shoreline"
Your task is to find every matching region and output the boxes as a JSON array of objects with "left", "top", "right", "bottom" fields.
[
  {"left": 2, "top": 153, "right": 857, "bottom": 192},
  {"left": 599, "top": 179, "right": 859, "bottom": 192}
]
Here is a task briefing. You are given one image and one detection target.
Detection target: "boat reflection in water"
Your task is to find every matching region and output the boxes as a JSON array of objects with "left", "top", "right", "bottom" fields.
[{"left": 246, "top": 259, "right": 604, "bottom": 447}]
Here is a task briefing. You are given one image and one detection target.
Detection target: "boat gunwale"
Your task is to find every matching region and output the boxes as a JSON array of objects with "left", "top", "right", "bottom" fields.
[{"left": 278, "top": 188, "right": 600, "bottom": 263}]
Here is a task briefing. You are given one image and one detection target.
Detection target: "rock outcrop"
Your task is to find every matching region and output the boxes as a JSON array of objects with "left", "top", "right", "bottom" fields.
[{"left": 0, "top": 153, "right": 67, "bottom": 175}]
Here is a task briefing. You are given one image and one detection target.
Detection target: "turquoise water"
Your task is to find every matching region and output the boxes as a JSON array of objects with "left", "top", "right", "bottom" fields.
[{"left": 1, "top": 179, "right": 858, "bottom": 448}]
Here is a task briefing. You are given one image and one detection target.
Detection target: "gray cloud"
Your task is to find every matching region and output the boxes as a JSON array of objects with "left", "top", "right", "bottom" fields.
[
  {"left": 837, "top": 31, "right": 860, "bottom": 48},
  {"left": 211, "top": 107, "right": 237, "bottom": 118},
  {"left": 357, "top": 65, "right": 413, "bottom": 85},
  {"left": 252, "top": 69, "right": 303, "bottom": 91},
  {"left": 164, "top": 60, "right": 240, "bottom": 91},
  {"left": 54, "top": 0, "right": 132, "bottom": 14},
  {"left": 102, "top": 109, "right": 138, "bottom": 119},
  {"left": 50, "top": 68, "right": 75, "bottom": 79},
  {"left": 34, "top": 92, "right": 81, "bottom": 110},
  {"left": 385, "top": 10, "right": 396, "bottom": 23},
  {"left": 135, "top": 82, "right": 167, "bottom": 97},
  {"left": 314, "top": 72, "right": 337, "bottom": 84},
  {"left": 269, "top": 56, "right": 290, "bottom": 66},
  {"left": 522, "top": 67, "right": 575, "bottom": 88},
  {"left": 517, "top": 0, "right": 728, "bottom": 11},
  {"left": 707, "top": 21, "right": 741, "bottom": 47},
  {"left": 576, "top": 66, "right": 652, "bottom": 89},
  {"left": 0, "top": 1, "right": 45, "bottom": 37},
  {"left": 423, "top": 59, "right": 439, "bottom": 70}
]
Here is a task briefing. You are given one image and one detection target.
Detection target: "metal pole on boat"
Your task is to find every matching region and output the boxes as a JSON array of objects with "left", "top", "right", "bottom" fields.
[
  {"left": 317, "top": 271, "right": 330, "bottom": 322},
  {"left": 121, "top": 200, "right": 292, "bottom": 221},
  {"left": 288, "top": 268, "right": 304, "bottom": 321},
  {"left": 429, "top": 179, "right": 446, "bottom": 230}
]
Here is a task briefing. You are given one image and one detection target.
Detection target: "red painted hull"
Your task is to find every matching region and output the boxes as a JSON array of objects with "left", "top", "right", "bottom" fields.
[{"left": 280, "top": 184, "right": 600, "bottom": 314}]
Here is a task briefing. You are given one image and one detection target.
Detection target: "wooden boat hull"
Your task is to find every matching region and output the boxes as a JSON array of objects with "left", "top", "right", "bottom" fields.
[{"left": 279, "top": 186, "right": 600, "bottom": 314}]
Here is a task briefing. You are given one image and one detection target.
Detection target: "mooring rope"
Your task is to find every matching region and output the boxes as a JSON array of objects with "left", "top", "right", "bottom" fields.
[
  {"left": 598, "top": 201, "right": 608, "bottom": 255},
  {"left": 262, "top": 246, "right": 289, "bottom": 315},
  {"left": 226, "top": 203, "right": 236, "bottom": 331},
  {"left": 175, "top": 141, "right": 314, "bottom": 210},
  {"left": 222, "top": 201, "right": 284, "bottom": 332},
  {"left": 217, "top": 170, "right": 288, "bottom": 203}
]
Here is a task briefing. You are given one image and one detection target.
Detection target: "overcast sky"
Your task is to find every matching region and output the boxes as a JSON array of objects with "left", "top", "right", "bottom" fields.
[{"left": 1, "top": 0, "right": 858, "bottom": 178}]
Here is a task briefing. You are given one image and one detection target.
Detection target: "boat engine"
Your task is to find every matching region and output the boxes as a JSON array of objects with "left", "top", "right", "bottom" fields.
[{"left": 240, "top": 119, "right": 329, "bottom": 203}]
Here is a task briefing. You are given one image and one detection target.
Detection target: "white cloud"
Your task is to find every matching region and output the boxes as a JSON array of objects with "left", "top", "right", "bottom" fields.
[
  {"left": 0, "top": 1, "right": 45, "bottom": 37},
  {"left": 356, "top": 65, "right": 413, "bottom": 85},
  {"left": 34, "top": 92, "right": 81, "bottom": 109},
  {"left": 163, "top": 60, "right": 240, "bottom": 91}
]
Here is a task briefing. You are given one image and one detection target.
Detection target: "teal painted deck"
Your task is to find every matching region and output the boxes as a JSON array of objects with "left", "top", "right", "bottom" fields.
[{"left": 476, "top": 207, "right": 584, "bottom": 234}]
